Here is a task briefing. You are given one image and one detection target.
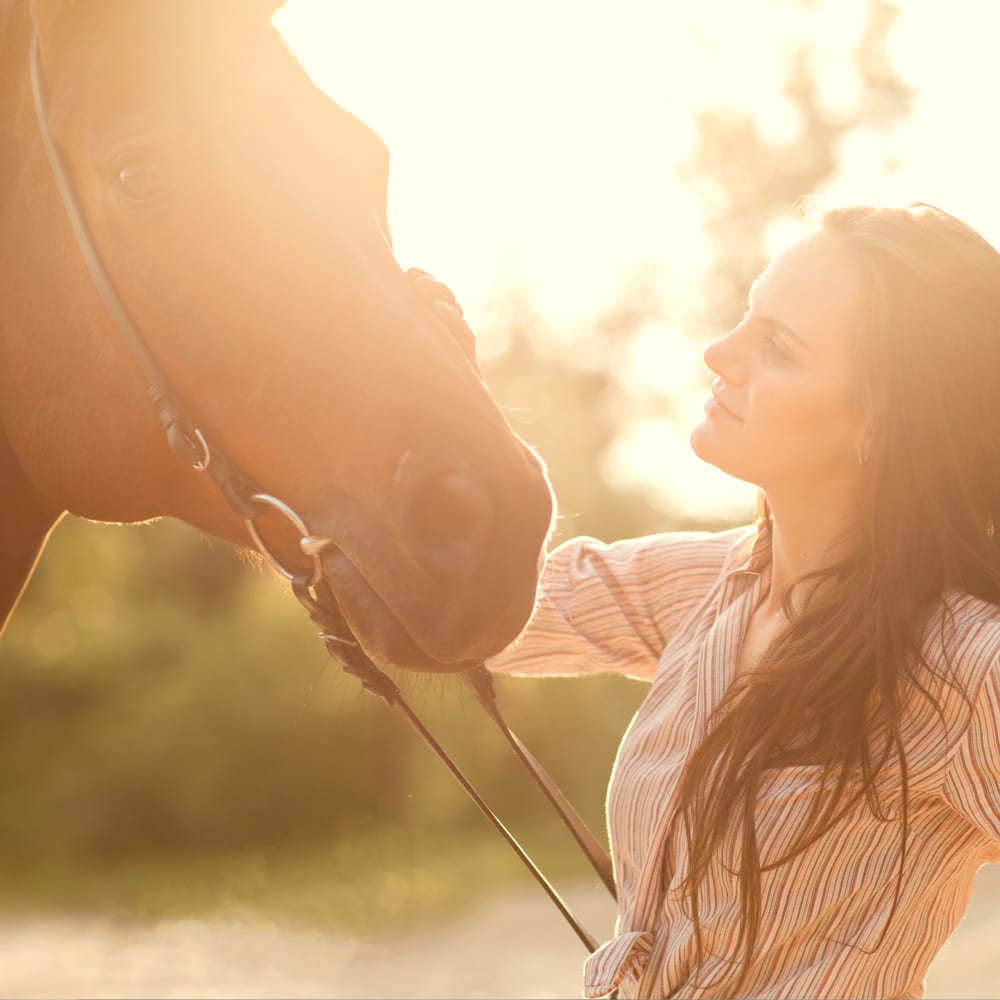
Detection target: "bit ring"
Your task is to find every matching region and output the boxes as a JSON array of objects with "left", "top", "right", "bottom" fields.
[{"left": 244, "top": 492, "right": 331, "bottom": 586}]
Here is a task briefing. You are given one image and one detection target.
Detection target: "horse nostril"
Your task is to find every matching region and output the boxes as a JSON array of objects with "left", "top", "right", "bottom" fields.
[{"left": 401, "top": 470, "right": 494, "bottom": 576}]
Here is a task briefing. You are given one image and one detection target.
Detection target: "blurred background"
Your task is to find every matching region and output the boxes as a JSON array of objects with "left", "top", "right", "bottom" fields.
[{"left": 3, "top": 0, "right": 999, "bottom": 994}]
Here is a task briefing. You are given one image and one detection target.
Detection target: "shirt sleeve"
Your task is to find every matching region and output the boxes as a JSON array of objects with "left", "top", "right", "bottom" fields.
[
  {"left": 942, "top": 656, "right": 1000, "bottom": 849},
  {"left": 487, "top": 527, "right": 745, "bottom": 681}
]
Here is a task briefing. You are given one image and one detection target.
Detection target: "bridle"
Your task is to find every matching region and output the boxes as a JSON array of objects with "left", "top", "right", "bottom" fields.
[{"left": 29, "top": 31, "right": 616, "bottom": 952}]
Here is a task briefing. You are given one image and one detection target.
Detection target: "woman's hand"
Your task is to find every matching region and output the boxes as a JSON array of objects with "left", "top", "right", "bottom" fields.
[{"left": 406, "top": 267, "right": 481, "bottom": 374}]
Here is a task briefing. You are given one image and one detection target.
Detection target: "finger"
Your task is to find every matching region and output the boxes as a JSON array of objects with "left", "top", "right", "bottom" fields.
[
  {"left": 413, "top": 275, "right": 463, "bottom": 315},
  {"left": 431, "top": 298, "right": 470, "bottom": 329}
]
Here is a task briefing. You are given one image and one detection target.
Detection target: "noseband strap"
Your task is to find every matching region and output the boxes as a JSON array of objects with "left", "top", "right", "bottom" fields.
[{"left": 30, "top": 27, "right": 614, "bottom": 954}]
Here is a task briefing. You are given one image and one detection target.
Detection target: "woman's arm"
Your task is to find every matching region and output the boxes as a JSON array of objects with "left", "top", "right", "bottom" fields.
[{"left": 489, "top": 528, "right": 747, "bottom": 681}]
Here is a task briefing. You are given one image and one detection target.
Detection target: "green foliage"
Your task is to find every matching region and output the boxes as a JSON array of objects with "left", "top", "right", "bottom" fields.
[{"left": 1, "top": 515, "right": 644, "bottom": 915}]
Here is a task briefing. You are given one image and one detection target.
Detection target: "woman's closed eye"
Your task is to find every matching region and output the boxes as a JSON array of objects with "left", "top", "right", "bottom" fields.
[
  {"left": 763, "top": 333, "right": 793, "bottom": 362},
  {"left": 743, "top": 304, "right": 794, "bottom": 363}
]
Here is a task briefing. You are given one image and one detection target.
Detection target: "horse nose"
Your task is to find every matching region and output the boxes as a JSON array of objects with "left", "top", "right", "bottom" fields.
[{"left": 399, "top": 468, "right": 495, "bottom": 578}]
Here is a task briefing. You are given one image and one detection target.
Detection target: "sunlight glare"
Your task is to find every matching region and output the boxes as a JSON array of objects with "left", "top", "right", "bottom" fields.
[
  {"left": 272, "top": 0, "right": 1000, "bottom": 520},
  {"left": 603, "top": 415, "right": 757, "bottom": 522}
]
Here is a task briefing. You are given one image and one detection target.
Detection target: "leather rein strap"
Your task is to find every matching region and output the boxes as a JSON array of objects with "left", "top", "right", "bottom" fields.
[
  {"left": 297, "top": 580, "right": 614, "bottom": 952},
  {"left": 30, "top": 30, "right": 614, "bottom": 953}
]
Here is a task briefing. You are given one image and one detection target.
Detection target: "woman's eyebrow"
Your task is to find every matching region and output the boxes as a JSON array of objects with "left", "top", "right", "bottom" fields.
[{"left": 746, "top": 283, "right": 812, "bottom": 352}]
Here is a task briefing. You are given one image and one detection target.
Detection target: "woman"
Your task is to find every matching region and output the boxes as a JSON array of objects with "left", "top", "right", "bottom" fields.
[{"left": 414, "top": 203, "right": 1000, "bottom": 999}]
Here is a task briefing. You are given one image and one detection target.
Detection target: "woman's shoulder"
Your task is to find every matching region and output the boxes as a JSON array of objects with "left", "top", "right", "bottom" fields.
[
  {"left": 937, "top": 590, "right": 1000, "bottom": 640},
  {"left": 924, "top": 591, "right": 1000, "bottom": 693}
]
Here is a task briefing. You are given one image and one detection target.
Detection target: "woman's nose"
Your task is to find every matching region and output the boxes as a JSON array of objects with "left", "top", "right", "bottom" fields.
[{"left": 703, "top": 327, "right": 746, "bottom": 383}]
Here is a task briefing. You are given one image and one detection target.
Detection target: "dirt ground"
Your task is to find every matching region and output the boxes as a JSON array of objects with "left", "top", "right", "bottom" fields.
[{"left": 0, "top": 867, "right": 997, "bottom": 998}]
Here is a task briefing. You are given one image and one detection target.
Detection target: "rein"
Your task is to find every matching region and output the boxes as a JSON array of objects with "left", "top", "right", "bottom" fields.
[{"left": 29, "top": 31, "right": 615, "bottom": 952}]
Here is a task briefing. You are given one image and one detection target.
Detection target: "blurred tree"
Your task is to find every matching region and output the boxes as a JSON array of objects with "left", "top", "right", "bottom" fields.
[
  {"left": 682, "top": 0, "right": 913, "bottom": 331},
  {"left": 480, "top": 281, "right": 685, "bottom": 547}
]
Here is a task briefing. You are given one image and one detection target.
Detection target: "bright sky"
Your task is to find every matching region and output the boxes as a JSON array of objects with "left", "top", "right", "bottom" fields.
[{"left": 273, "top": 0, "right": 1000, "bottom": 521}]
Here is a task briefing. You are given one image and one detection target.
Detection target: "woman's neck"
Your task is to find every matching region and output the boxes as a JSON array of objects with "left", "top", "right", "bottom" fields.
[{"left": 757, "top": 484, "right": 860, "bottom": 620}]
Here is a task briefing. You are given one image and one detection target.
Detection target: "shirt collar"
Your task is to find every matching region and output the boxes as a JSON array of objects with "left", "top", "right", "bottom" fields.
[{"left": 722, "top": 517, "right": 772, "bottom": 579}]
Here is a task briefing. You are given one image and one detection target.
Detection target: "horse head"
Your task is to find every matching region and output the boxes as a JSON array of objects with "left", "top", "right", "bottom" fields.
[{"left": 0, "top": 0, "right": 555, "bottom": 671}]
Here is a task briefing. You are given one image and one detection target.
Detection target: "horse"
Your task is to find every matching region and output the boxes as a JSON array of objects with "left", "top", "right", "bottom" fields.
[{"left": 0, "top": 0, "right": 555, "bottom": 673}]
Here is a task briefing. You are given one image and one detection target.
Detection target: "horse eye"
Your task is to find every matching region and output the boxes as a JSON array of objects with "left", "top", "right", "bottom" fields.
[{"left": 114, "top": 159, "right": 167, "bottom": 203}]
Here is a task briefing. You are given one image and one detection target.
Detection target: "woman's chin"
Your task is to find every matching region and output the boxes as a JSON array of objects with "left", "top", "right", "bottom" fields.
[
  {"left": 689, "top": 420, "right": 717, "bottom": 463},
  {"left": 689, "top": 424, "right": 751, "bottom": 484}
]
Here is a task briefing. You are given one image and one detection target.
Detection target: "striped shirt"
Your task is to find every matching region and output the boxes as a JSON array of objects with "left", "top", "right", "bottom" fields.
[{"left": 488, "top": 524, "right": 1000, "bottom": 999}]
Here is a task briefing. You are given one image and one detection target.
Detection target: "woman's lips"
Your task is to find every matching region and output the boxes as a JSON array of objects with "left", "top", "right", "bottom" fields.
[{"left": 704, "top": 395, "right": 742, "bottom": 421}]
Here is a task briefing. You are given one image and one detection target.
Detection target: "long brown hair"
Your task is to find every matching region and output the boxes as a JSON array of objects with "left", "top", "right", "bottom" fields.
[{"left": 670, "top": 203, "right": 1000, "bottom": 992}]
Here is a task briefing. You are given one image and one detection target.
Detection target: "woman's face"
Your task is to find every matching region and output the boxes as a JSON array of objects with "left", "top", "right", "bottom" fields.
[{"left": 690, "top": 229, "right": 868, "bottom": 497}]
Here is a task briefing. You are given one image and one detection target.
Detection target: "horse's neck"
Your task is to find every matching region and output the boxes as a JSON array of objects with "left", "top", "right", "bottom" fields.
[
  {"left": 0, "top": 0, "right": 28, "bottom": 60},
  {"left": 0, "top": 425, "right": 63, "bottom": 638},
  {"left": 0, "top": 2, "right": 32, "bottom": 210},
  {"left": 0, "top": 5, "right": 63, "bottom": 638},
  {"left": 0, "top": 2, "right": 30, "bottom": 107}
]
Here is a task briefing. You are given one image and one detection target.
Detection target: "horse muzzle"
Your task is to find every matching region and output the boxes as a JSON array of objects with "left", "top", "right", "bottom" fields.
[{"left": 304, "top": 447, "right": 554, "bottom": 672}]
